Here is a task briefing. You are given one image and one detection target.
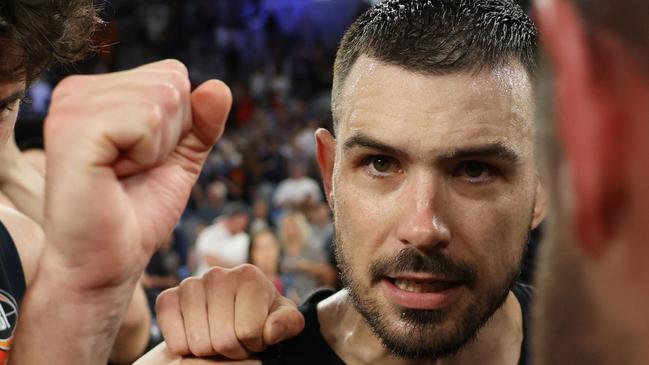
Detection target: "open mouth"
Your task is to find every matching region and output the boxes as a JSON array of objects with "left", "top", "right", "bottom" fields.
[
  {"left": 390, "top": 278, "right": 459, "bottom": 293},
  {"left": 380, "top": 276, "right": 466, "bottom": 310}
]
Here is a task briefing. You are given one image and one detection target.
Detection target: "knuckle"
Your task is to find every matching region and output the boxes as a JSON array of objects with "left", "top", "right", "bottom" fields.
[
  {"left": 187, "top": 337, "right": 214, "bottom": 357},
  {"left": 211, "top": 335, "right": 243, "bottom": 357},
  {"left": 154, "top": 82, "right": 183, "bottom": 115},
  {"left": 155, "top": 288, "right": 178, "bottom": 311},
  {"left": 167, "top": 68, "right": 191, "bottom": 93},
  {"left": 179, "top": 276, "right": 202, "bottom": 293},
  {"left": 234, "top": 263, "right": 263, "bottom": 281},
  {"left": 203, "top": 266, "right": 227, "bottom": 285},
  {"left": 52, "top": 75, "right": 86, "bottom": 100},
  {"left": 166, "top": 340, "right": 188, "bottom": 356},
  {"left": 235, "top": 324, "right": 262, "bottom": 344},
  {"left": 141, "top": 102, "right": 164, "bottom": 129},
  {"left": 162, "top": 59, "right": 188, "bottom": 75}
]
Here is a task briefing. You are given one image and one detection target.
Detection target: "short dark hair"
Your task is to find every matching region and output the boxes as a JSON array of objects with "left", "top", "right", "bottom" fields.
[
  {"left": 0, "top": 0, "right": 101, "bottom": 82},
  {"left": 332, "top": 0, "right": 537, "bottom": 129}
]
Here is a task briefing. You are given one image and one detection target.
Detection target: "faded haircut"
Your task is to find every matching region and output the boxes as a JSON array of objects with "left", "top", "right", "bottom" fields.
[
  {"left": 0, "top": 0, "right": 101, "bottom": 83},
  {"left": 331, "top": 0, "right": 538, "bottom": 130}
]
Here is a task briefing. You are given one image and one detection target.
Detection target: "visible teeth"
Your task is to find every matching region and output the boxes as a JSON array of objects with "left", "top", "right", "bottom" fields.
[{"left": 394, "top": 279, "right": 451, "bottom": 293}]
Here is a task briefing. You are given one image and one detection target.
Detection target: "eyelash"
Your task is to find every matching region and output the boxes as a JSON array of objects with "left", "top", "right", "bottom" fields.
[
  {"left": 0, "top": 99, "right": 23, "bottom": 113},
  {"left": 360, "top": 155, "right": 401, "bottom": 178},
  {"left": 357, "top": 155, "right": 503, "bottom": 185},
  {"left": 453, "top": 161, "right": 501, "bottom": 184}
]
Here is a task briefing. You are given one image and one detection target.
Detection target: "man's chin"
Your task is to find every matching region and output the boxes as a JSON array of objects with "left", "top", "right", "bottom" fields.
[
  {"left": 357, "top": 299, "right": 479, "bottom": 360},
  {"left": 374, "top": 312, "right": 478, "bottom": 360}
]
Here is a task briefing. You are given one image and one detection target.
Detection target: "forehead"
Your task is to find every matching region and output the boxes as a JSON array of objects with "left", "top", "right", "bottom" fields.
[{"left": 337, "top": 56, "right": 534, "bottom": 159}]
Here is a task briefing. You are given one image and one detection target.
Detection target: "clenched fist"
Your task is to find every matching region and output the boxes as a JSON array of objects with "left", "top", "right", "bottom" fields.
[
  {"left": 43, "top": 60, "right": 231, "bottom": 290},
  {"left": 10, "top": 60, "right": 233, "bottom": 365}
]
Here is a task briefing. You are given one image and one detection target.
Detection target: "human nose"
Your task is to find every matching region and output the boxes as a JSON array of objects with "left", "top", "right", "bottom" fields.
[{"left": 395, "top": 172, "right": 452, "bottom": 252}]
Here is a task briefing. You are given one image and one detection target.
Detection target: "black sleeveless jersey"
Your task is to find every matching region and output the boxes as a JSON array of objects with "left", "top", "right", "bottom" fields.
[
  {"left": 259, "top": 283, "right": 534, "bottom": 365},
  {"left": 0, "top": 221, "right": 26, "bottom": 364}
]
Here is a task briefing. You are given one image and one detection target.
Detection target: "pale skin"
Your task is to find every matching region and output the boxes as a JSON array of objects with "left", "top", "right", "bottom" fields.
[
  {"left": 137, "top": 56, "right": 546, "bottom": 364},
  {"left": 0, "top": 80, "right": 151, "bottom": 364},
  {"left": 7, "top": 59, "right": 233, "bottom": 365}
]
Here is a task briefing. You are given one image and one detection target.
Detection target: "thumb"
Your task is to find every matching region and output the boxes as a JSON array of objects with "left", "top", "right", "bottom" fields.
[
  {"left": 263, "top": 297, "right": 306, "bottom": 345},
  {"left": 190, "top": 80, "right": 232, "bottom": 149},
  {"left": 170, "top": 80, "right": 232, "bottom": 173}
]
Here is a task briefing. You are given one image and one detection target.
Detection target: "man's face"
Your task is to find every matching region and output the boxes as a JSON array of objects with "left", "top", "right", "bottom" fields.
[
  {"left": 0, "top": 80, "right": 25, "bottom": 147},
  {"left": 319, "top": 56, "right": 542, "bottom": 359}
]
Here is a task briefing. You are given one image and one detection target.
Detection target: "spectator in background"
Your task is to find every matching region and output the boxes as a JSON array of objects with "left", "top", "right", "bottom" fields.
[
  {"left": 249, "top": 229, "right": 284, "bottom": 294},
  {"left": 142, "top": 233, "right": 181, "bottom": 314},
  {"left": 194, "top": 180, "right": 228, "bottom": 224},
  {"left": 273, "top": 161, "right": 322, "bottom": 210},
  {"left": 294, "top": 119, "right": 319, "bottom": 157},
  {"left": 306, "top": 202, "right": 334, "bottom": 252},
  {"left": 250, "top": 198, "right": 271, "bottom": 234},
  {"left": 193, "top": 202, "right": 250, "bottom": 276},
  {"left": 279, "top": 211, "right": 335, "bottom": 302}
]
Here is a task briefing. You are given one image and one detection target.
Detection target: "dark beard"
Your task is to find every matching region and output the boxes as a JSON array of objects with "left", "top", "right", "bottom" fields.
[{"left": 336, "top": 244, "right": 522, "bottom": 360}]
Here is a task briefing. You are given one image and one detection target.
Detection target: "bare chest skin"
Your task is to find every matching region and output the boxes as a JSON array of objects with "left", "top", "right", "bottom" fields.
[{"left": 317, "top": 290, "right": 523, "bottom": 365}]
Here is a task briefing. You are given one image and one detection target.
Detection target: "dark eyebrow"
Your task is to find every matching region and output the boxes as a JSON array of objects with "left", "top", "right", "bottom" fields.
[
  {"left": 442, "top": 143, "right": 521, "bottom": 164},
  {"left": 0, "top": 90, "right": 26, "bottom": 109},
  {"left": 342, "top": 133, "right": 521, "bottom": 164},
  {"left": 342, "top": 133, "right": 409, "bottom": 158}
]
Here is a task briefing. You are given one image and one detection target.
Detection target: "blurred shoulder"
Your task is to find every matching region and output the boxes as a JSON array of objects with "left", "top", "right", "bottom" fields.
[{"left": 0, "top": 205, "right": 45, "bottom": 285}]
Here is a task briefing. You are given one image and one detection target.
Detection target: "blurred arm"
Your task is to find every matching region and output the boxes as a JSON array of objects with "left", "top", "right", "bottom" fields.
[{"left": 110, "top": 283, "right": 152, "bottom": 365}]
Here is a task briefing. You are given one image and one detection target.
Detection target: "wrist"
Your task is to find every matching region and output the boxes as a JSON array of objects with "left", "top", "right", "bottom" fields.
[
  {"left": 11, "top": 267, "right": 138, "bottom": 364},
  {"left": 38, "top": 244, "right": 142, "bottom": 294}
]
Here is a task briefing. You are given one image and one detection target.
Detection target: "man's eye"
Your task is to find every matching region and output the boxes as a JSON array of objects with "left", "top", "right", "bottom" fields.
[
  {"left": 364, "top": 156, "right": 400, "bottom": 177},
  {"left": 456, "top": 161, "right": 496, "bottom": 182},
  {"left": 0, "top": 100, "right": 19, "bottom": 114}
]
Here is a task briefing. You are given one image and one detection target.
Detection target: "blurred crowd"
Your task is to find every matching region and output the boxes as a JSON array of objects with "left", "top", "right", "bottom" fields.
[
  {"left": 14, "top": 0, "right": 536, "bottom": 336},
  {"left": 14, "top": 0, "right": 375, "bottom": 317},
  {"left": 60, "top": 1, "right": 379, "bottom": 319}
]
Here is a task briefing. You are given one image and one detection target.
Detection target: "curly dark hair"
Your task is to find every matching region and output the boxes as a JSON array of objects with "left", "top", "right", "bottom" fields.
[{"left": 0, "top": 0, "right": 101, "bottom": 82}]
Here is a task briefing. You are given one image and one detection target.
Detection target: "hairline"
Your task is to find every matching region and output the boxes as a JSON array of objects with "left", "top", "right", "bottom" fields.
[{"left": 331, "top": 54, "right": 534, "bottom": 134}]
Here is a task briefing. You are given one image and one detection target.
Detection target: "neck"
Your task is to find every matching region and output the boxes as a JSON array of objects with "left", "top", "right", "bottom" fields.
[{"left": 317, "top": 289, "right": 523, "bottom": 365}]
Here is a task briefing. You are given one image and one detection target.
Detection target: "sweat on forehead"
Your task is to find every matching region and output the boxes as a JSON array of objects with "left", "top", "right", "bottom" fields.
[{"left": 331, "top": 0, "right": 538, "bottom": 130}]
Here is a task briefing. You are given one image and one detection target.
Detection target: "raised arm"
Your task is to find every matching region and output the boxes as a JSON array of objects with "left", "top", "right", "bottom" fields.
[{"left": 9, "top": 60, "right": 232, "bottom": 365}]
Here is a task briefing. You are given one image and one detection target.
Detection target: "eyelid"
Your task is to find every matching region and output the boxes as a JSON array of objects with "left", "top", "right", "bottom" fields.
[
  {"left": 454, "top": 161, "right": 499, "bottom": 183},
  {"left": 361, "top": 155, "right": 402, "bottom": 178},
  {"left": 0, "top": 98, "right": 22, "bottom": 112}
]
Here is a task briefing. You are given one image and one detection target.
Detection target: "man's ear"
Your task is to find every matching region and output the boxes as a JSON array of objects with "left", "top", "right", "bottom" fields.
[
  {"left": 535, "top": 0, "right": 628, "bottom": 256},
  {"left": 531, "top": 180, "right": 548, "bottom": 230},
  {"left": 315, "top": 128, "right": 336, "bottom": 211}
]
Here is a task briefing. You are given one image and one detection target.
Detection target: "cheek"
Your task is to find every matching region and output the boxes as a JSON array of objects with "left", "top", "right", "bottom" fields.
[
  {"left": 333, "top": 173, "right": 400, "bottom": 277},
  {"left": 446, "top": 191, "right": 532, "bottom": 280}
]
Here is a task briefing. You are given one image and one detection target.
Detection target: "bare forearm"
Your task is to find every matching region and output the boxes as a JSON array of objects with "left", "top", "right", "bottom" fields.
[{"left": 9, "top": 263, "right": 137, "bottom": 365}]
